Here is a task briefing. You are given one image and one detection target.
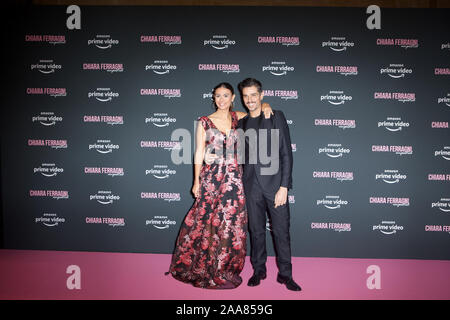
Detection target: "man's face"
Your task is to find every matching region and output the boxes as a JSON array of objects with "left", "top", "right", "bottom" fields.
[{"left": 242, "top": 86, "right": 264, "bottom": 112}]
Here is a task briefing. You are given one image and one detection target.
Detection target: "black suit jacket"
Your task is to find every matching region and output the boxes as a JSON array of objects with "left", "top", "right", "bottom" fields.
[{"left": 238, "top": 110, "right": 293, "bottom": 197}]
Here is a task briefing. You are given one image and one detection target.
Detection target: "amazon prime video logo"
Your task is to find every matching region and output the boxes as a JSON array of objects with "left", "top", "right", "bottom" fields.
[
  {"left": 378, "top": 117, "right": 410, "bottom": 132},
  {"left": 146, "top": 215, "right": 177, "bottom": 229},
  {"left": 322, "top": 36, "right": 354, "bottom": 51},
  {"left": 146, "top": 164, "right": 177, "bottom": 179},
  {"left": 90, "top": 190, "right": 120, "bottom": 205},
  {"left": 88, "top": 139, "right": 119, "bottom": 154},
  {"left": 34, "top": 163, "right": 64, "bottom": 177},
  {"left": 262, "top": 61, "right": 294, "bottom": 76},
  {"left": 32, "top": 111, "right": 63, "bottom": 126},
  {"left": 145, "top": 60, "right": 177, "bottom": 74},
  {"left": 320, "top": 90, "right": 352, "bottom": 106},
  {"left": 145, "top": 113, "right": 177, "bottom": 127},
  {"left": 317, "top": 195, "right": 349, "bottom": 209},
  {"left": 88, "top": 34, "right": 119, "bottom": 49},
  {"left": 373, "top": 221, "right": 404, "bottom": 235},
  {"left": 380, "top": 63, "right": 412, "bottom": 78},
  {"left": 30, "top": 59, "right": 62, "bottom": 74},
  {"left": 318, "top": 143, "right": 351, "bottom": 158},
  {"left": 88, "top": 88, "right": 119, "bottom": 102},
  {"left": 35, "top": 212, "right": 65, "bottom": 227},
  {"left": 204, "top": 35, "right": 236, "bottom": 49},
  {"left": 434, "top": 146, "right": 450, "bottom": 160},
  {"left": 375, "top": 169, "right": 407, "bottom": 184},
  {"left": 432, "top": 198, "right": 450, "bottom": 213}
]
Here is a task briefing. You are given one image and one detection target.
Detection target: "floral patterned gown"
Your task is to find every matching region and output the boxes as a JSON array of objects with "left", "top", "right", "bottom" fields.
[{"left": 167, "top": 111, "right": 247, "bottom": 289}]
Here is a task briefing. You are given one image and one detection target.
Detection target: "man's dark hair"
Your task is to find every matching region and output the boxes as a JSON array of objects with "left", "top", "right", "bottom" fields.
[{"left": 238, "top": 78, "right": 262, "bottom": 93}]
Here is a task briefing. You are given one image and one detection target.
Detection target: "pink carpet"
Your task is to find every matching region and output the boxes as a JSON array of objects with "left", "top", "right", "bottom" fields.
[{"left": 0, "top": 249, "right": 449, "bottom": 300}]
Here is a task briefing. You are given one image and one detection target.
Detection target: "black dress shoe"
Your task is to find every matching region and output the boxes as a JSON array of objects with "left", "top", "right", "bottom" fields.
[
  {"left": 277, "top": 274, "right": 302, "bottom": 291},
  {"left": 247, "top": 272, "right": 267, "bottom": 287}
]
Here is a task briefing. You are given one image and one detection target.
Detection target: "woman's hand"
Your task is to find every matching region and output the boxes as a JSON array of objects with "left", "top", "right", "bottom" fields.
[
  {"left": 262, "top": 102, "right": 274, "bottom": 119},
  {"left": 204, "top": 148, "right": 218, "bottom": 164},
  {"left": 192, "top": 181, "right": 200, "bottom": 198}
]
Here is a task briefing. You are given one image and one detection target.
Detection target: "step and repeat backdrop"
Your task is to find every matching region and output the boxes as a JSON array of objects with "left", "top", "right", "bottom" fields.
[{"left": 2, "top": 5, "right": 449, "bottom": 259}]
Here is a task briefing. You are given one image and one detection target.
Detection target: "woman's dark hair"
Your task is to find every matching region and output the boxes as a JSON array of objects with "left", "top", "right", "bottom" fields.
[
  {"left": 238, "top": 78, "right": 262, "bottom": 93},
  {"left": 212, "top": 82, "right": 235, "bottom": 110}
]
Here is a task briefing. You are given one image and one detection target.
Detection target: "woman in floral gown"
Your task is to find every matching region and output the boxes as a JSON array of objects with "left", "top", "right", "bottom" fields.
[{"left": 166, "top": 82, "right": 271, "bottom": 289}]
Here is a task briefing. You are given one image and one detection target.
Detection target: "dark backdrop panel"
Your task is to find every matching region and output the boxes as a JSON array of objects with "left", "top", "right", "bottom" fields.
[{"left": 2, "top": 5, "right": 449, "bottom": 259}]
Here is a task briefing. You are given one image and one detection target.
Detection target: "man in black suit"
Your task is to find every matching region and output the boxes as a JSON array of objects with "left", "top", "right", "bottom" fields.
[{"left": 237, "top": 78, "right": 301, "bottom": 291}]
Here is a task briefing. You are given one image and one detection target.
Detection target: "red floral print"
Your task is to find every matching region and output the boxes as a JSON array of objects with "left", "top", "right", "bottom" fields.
[{"left": 167, "top": 112, "right": 247, "bottom": 289}]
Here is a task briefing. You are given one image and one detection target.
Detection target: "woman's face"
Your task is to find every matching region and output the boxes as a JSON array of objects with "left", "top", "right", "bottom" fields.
[{"left": 214, "top": 87, "right": 235, "bottom": 111}]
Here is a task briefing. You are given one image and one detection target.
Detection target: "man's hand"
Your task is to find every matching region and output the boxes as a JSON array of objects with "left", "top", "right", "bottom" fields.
[
  {"left": 262, "top": 102, "right": 274, "bottom": 119},
  {"left": 274, "top": 186, "right": 288, "bottom": 208}
]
